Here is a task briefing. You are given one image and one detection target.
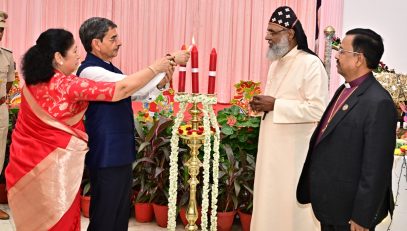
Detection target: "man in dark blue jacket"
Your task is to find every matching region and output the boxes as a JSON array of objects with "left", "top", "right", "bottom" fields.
[{"left": 77, "top": 17, "right": 188, "bottom": 230}]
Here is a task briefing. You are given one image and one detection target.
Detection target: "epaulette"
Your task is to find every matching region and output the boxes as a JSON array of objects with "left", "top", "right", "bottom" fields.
[{"left": 0, "top": 47, "right": 13, "bottom": 53}]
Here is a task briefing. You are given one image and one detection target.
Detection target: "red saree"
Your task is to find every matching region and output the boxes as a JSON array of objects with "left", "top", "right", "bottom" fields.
[{"left": 5, "top": 71, "right": 115, "bottom": 230}]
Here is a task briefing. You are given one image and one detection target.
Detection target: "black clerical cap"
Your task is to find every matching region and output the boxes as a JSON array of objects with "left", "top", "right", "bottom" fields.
[{"left": 269, "top": 6, "right": 298, "bottom": 29}]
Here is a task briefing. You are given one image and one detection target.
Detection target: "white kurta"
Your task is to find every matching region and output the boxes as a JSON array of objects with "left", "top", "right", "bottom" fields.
[{"left": 251, "top": 47, "right": 328, "bottom": 231}]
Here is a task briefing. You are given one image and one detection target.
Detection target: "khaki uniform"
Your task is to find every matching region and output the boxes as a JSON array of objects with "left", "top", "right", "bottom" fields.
[{"left": 0, "top": 47, "right": 14, "bottom": 173}]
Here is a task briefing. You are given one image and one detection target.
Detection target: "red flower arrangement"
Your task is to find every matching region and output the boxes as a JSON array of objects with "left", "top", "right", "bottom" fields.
[{"left": 230, "top": 80, "right": 261, "bottom": 115}]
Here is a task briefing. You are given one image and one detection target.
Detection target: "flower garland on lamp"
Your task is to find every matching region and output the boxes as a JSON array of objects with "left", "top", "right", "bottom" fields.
[
  {"left": 201, "top": 100, "right": 221, "bottom": 231},
  {"left": 167, "top": 93, "right": 220, "bottom": 231},
  {"left": 167, "top": 99, "right": 187, "bottom": 231}
]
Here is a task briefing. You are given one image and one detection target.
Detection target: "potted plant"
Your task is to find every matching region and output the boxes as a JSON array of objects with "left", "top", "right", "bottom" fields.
[
  {"left": 236, "top": 153, "right": 256, "bottom": 231},
  {"left": 216, "top": 143, "right": 241, "bottom": 231},
  {"left": 216, "top": 105, "right": 260, "bottom": 231},
  {"left": 133, "top": 115, "right": 173, "bottom": 227},
  {"left": 80, "top": 168, "right": 91, "bottom": 218}
]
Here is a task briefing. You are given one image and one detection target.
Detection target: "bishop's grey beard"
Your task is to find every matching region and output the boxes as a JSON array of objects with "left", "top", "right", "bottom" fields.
[{"left": 267, "top": 35, "right": 290, "bottom": 61}]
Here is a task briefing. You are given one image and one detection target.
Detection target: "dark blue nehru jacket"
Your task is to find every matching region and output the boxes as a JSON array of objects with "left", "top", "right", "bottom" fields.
[{"left": 77, "top": 53, "right": 136, "bottom": 168}]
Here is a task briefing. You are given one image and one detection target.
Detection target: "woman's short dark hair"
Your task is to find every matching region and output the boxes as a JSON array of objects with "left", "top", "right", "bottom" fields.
[
  {"left": 22, "top": 28, "right": 74, "bottom": 85},
  {"left": 79, "top": 17, "right": 117, "bottom": 53},
  {"left": 346, "top": 28, "right": 384, "bottom": 69}
]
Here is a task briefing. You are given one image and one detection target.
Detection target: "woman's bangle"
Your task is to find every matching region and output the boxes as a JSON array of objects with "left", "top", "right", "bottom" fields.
[{"left": 148, "top": 66, "right": 158, "bottom": 75}]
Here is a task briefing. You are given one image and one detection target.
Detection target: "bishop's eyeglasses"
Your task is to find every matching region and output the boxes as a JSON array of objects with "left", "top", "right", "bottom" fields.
[{"left": 337, "top": 47, "right": 363, "bottom": 55}]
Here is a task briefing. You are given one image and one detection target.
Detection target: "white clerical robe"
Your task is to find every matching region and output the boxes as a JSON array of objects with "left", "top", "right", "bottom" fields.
[{"left": 251, "top": 47, "right": 328, "bottom": 231}]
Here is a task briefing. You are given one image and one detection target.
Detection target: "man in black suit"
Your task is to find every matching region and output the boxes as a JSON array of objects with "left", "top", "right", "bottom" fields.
[{"left": 297, "top": 28, "right": 397, "bottom": 231}]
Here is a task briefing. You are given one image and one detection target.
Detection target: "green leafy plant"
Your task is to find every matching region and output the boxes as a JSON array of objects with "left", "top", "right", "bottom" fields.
[
  {"left": 216, "top": 105, "right": 260, "bottom": 212},
  {"left": 237, "top": 153, "right": 255, "bottom": 214},
  {"left": 217, "top": 105, "right": 260, "bottom": 158},
  {"left": 217, "top": 143, "right": 242, "bottom": 212},
  {"left": 133, "top": 116, "right": 174, "bottom": 205}
]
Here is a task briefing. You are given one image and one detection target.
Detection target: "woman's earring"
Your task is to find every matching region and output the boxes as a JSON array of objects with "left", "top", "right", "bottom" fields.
[{"left": 60, "top": 62, "right": 63, "bottom": 65}]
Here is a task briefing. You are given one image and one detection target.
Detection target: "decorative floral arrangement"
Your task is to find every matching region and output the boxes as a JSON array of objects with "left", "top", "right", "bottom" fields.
[
  {"left": 135, "top": 110, "right": 154, "bottom": 123},
  {"left": 142, "top": 88, "right": 175, "bottom": 119},
  {"left": 395, "top": 138, "right": 406, "bottom": 156},
  {"left": 7, "top": 72, "right": 21, "bottom": 108},
  {"left": 167, "top": 101, "right": 187, "bottom": 231},
  {"left": 178, "top": 124, "right": 216, "bottom": 136},
  {"left": 331, "top": 36, "right": 341, "bottom": 50},
  {"left": 373, "top": 61, "right": 395, "bottom": 74},
  {"left": 230, "top": 80, "right": 261, "bottom": 115},
  {"left": 167, "top": 93, "right": 220, "bottom": 231},
  {"left": 135, "top": 88, "right": 175, "bottom": 134}
]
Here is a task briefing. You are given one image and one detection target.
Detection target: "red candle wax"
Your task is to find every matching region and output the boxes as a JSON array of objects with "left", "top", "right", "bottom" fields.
[
  {"left": 208, "top": 48, "right": 217, "bottom": 94},
  {"left": 191, "top": 45, "right": 199, "bottom": 93},
  {"left": 178, "top": 44, "right": 187, "bottom": 92}
]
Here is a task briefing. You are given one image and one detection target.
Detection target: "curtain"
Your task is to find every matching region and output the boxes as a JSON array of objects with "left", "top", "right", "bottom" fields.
[{"left": 0, "top": 0, "right": 343, "bottom": 103}]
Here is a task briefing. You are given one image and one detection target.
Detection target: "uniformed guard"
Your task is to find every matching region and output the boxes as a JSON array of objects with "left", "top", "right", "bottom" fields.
[{"left": 0, "top": 10, "right": 15, "bottom": 220}]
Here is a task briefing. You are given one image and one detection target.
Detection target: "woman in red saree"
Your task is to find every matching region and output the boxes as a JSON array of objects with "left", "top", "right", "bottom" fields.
[{"left": 5, "top": 28, "right": 174, "bottom": 230}]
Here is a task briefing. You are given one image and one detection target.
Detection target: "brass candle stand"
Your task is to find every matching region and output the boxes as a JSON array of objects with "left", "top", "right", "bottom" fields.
[
  {"left": 180, "top": 100, "right": 205, "bottom": 231},
  {"left": 168, "top": 92, "right": 219, "bottom": 231}
]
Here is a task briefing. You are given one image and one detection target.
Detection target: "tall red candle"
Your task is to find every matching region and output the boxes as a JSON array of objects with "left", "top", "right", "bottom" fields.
[
  {"left": 178, "top": 44, "right": 187, "bottom": 92},
  {"left": 207, "top": 48, "right": 217, "bottom": 94},
  {"left": 191, "top": 45, "right": 199, "bottom": 93}
]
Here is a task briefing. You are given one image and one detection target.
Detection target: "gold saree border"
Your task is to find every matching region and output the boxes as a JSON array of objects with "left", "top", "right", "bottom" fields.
[
  {"left": 8, "top": 137, "right": 88, "bottom": 231},
  {"left": 8, "top": 86, "right": 89, "bottom": 230}
]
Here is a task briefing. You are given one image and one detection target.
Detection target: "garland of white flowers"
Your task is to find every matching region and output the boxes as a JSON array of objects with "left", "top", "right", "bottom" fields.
[
  {"left": 167, "top": 100, "right": 187, "bottom": 231},
  {"left": 200, "top": 105, "right": 212, "bottom": 230},
  {"left": 207, "top": 104, "right": 220, "bottom": 231},
  {"left": 167, "top": 93, "right": 219, "bottom": 231}
]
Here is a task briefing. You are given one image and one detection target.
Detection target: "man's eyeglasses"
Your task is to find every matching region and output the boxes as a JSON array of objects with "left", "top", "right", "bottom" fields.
[
  {"left": 266, "top": 29, "right": 287, "bottom": 36},
  {"left": 337, "top": 48, "right": 363, "bottom": 55}
]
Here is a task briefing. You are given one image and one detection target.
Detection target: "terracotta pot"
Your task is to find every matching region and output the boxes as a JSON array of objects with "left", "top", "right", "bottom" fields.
[
  {"left": 134, "top": 203, "right": 154, "bottom": 223},
  {"left": 217, "top": 210, "right": 236, "bottom": 231},
  {"left": 152, "top": 203, "right": 169, "bottom": 228},
  {"left": 238, "top": 209, "right": 252, "bottom": 231},
  {"left": 80, "top": 195, "right": 91, "bottom": 218},
  {"left": 0, "top": 183, "right": 8, "bottom": 204},
  {"left": 179, "top": 207, "right": 202, "bottom": 226}
]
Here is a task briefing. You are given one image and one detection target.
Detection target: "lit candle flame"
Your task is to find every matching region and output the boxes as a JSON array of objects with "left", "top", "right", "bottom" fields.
[{"left": 189, "top": 36, "right": 195, "bottom": 51}]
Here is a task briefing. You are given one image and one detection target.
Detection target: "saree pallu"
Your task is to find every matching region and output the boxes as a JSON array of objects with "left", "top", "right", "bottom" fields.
[{"left": 6, "top": 87, "right": 88, "bottom": 231}]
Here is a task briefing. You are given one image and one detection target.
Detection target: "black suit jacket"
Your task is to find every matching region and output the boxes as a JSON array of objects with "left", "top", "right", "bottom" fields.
[{"left": 297, "top": 73, "right": 396, "bottom": 228}]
